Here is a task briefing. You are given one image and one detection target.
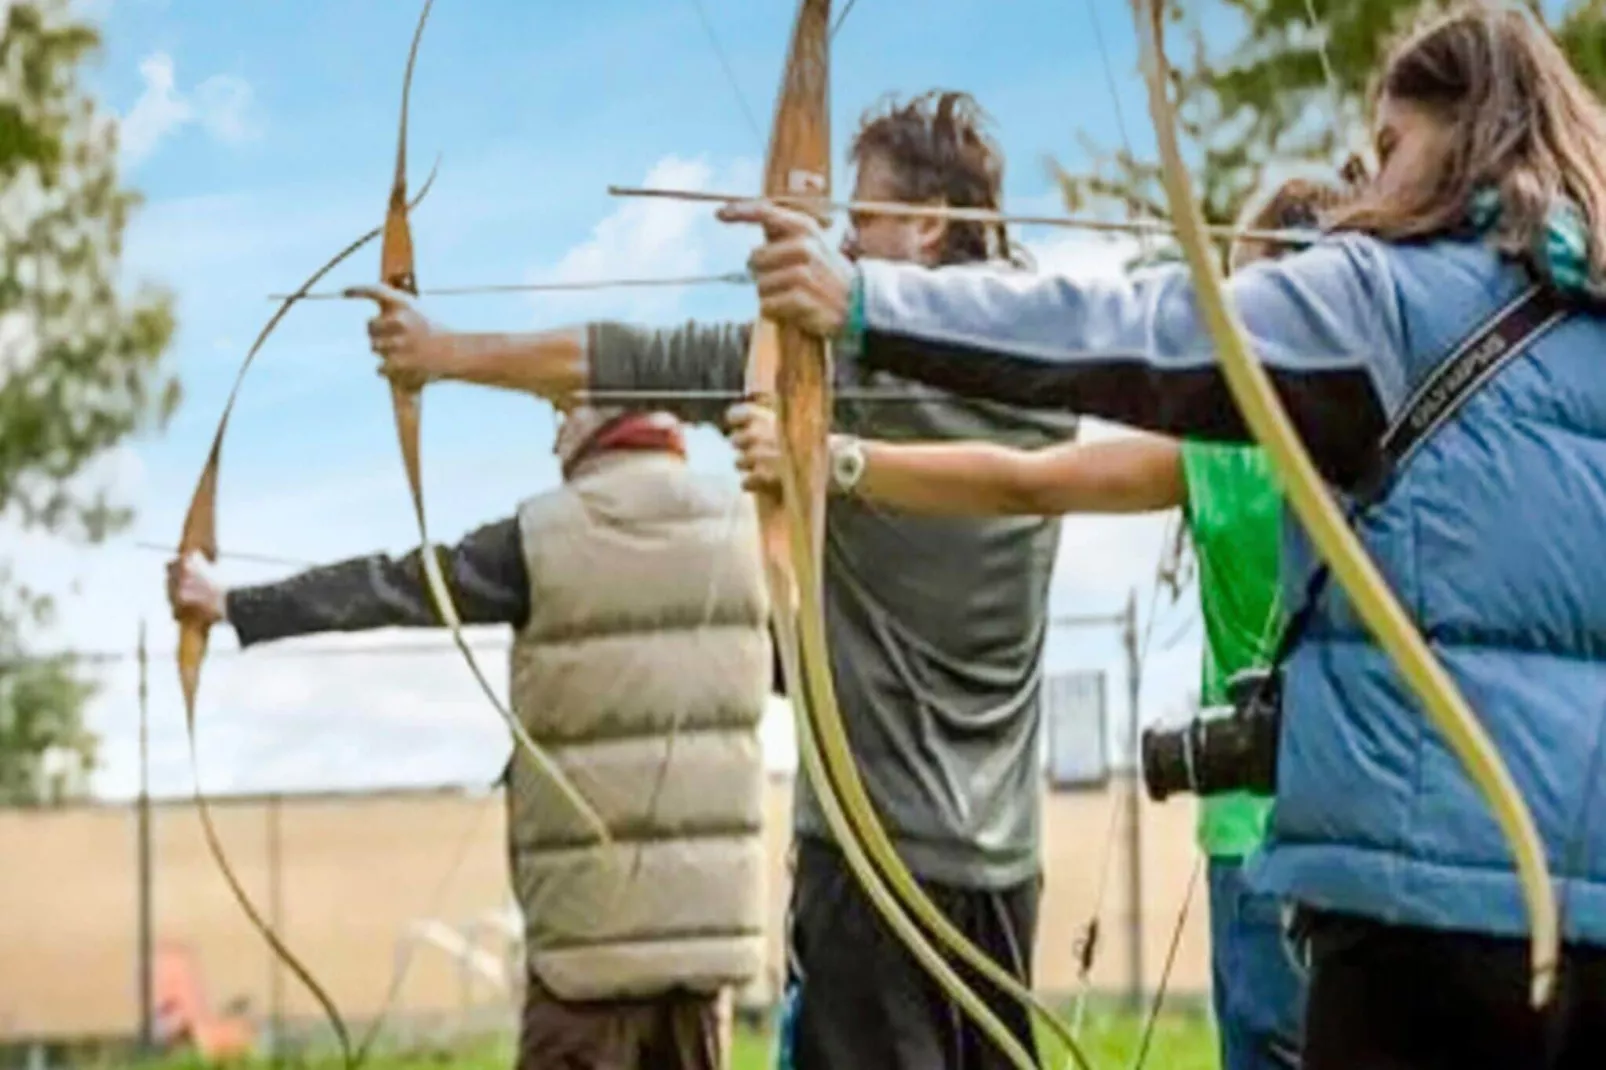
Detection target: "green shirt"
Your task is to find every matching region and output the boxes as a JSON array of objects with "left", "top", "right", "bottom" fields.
[{"left": 1180, "top": 441, "right": 1285, "bottom": 859}]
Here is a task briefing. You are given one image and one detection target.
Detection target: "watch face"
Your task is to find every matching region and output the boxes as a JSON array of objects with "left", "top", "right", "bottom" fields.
[{"left": 833, "top": 440, "right": 864, "bottom": 491}]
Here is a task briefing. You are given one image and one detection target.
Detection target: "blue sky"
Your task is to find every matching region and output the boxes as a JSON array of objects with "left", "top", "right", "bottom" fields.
[{"left": 19, "top": 0, "right": 1211, "bottom": 800}]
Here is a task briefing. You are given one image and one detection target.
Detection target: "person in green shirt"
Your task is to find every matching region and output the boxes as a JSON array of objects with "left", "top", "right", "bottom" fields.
[
  {"left": 727, "top": 177, "right": 1344, "bottom": 1069},
  {"left": 1177, "top": 439, "right": 1301, "bottom": 1070},
  {"left": 1184, "top": 440, "right": 1284, "bottom": 857}
]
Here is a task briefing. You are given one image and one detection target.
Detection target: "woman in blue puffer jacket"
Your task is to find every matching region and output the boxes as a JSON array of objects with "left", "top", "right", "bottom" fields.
[{"left": 721, "top": 5, "right": 1606, "bottom": 1068}]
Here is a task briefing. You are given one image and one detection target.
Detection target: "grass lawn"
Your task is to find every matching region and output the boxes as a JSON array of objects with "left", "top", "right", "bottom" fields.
[
  {"left": 107, "top": 1009, "right": 1219, "bottom": 1070},
  {"left": 731, "top": 1008, "right": 1220, "bottom": 1069}
]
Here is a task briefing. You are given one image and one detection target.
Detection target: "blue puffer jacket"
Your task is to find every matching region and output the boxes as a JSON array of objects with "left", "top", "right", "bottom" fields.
[
  {"left": 1253, "top": 240, "right": 1606, "bottom": 945},
  {"left": 841, "top": 232, "right": 1606, "bottom": 946}
]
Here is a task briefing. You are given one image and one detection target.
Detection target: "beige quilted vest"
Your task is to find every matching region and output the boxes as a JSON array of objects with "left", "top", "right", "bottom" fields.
[{"left": 507, "top": 451, "right": 770, "bottom": 1001}]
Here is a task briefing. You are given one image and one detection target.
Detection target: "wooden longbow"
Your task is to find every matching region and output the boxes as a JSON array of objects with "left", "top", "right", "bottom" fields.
[
  {"left": 366, "top": 0, "right": 608, "bottom": 849},
  {"left": 171, "top": 131, "right": 441, "bottom": 1070},
  {"left": 173, "top": 3, "right": 608, "bottom": 1062},
  {"left": 746, "top": 4, "right": 1100, "bottom": 1068}
]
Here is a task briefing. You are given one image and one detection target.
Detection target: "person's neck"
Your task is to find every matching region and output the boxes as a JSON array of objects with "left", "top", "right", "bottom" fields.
[{"left": 560, "top": 414, "right": 686, "bottom": 479}]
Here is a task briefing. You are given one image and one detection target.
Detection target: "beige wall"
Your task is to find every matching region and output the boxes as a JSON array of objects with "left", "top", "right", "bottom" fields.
[{"left": 0, "top": 778, "right": 1208, "bottom": 1040}]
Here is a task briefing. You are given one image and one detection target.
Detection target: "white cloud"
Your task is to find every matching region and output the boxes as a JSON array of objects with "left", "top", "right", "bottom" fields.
[
  {"left": 119, "top": 54, "right": 189, "bottom": 167},
  {"left": 119, "top": 52, "right": 259, "bottom": 169},
  {"left": 63, "top": 441, "right": 147, "bottom": 514},
  {"left": 1022, "top": 228, "right": 1137, "bottom": 279},
  {"left": 542, "top": 156, "right": 722, "bottom": 281},
  {"left": 525, "top": 154, "right": 760, "bottom": 322},
  {"left": 192, "top": 74, "right": 257, "bottom": 145}
]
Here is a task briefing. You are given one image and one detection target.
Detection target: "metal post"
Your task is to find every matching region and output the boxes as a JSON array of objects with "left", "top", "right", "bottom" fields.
[
  {"left": 268, "top": 794, "right": 284, "bottom": 1065},
  {"left": 458, "top": 935, "right": 472, "bottom": 1043},
  {"left": 136, "top": 621, "right": 154, "bottom": 1055},
  {"left": 1049, "top": 604, "right": 1139, "bottom": 1015},
  {"left": 1121, "top": 588, "right": 1145, "bottom": 1014}
]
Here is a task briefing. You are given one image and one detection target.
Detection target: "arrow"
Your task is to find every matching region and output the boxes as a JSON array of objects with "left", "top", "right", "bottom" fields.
[
  {"left": 609, "top": 184, "right": 1320, "bottom": 245},
  {"left": 269, "top": 270, "right": 752, "bottom": 302}
]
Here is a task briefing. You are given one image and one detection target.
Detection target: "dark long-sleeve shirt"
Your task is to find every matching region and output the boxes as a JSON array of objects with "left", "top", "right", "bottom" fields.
[
  {"left": 224, "top": 519, "right": 531, "bottom": 645},
  {"left": 224, "top": 515, "right": 787, "bottom": 692}
]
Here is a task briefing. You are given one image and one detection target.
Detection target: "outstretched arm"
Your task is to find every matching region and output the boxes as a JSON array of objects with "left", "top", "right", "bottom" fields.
[
  {"left": 721, "top": 200, "right": 1403, "bottom": 485},
  {"left": 414, "top": 327, "right": 591, "bottom": 403},
  {"left": 351, "top": 283, "right": 751, "bottom": 426},
  {"left": 166, "top": 518, "right": 531, "bottom": 648},
  {"left": 728, "top": 403, "right": 1184, "bottom": 517},
  {"left": 853, "top": 433, "right": 1185, "bottom": 517}
]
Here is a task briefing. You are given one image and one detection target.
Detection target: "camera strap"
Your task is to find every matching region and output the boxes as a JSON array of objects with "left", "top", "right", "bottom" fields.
[{"left": 1268, "top": 281, "right": 1572, "bottom": 668}]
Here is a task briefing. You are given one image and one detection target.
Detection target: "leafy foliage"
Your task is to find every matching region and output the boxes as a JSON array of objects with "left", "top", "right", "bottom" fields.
[
  {"left": 0, "top": 1, "right": 180, "bottom": 805},
  {"left": 1056, "top": 0, "right": 1606, "bottom": 252}
]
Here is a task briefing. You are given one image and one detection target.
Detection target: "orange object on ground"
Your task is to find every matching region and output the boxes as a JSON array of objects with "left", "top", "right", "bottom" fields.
[{"left": 151, "top": 940, "right": 255, "bottom": 1059}]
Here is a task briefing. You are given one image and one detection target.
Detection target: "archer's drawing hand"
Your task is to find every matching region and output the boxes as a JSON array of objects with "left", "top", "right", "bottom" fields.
[
  {"left": 345, "top": 283, "right": 454, "bottom": 391},
  {"left": 727, "top": 401, "right": 782, "bottom": 494},
  {"left": 167, "top": 551, "right": 226, "bottom": 626},
  {"left": 717, "top": 200, "right": 854, "bottom": 339}
]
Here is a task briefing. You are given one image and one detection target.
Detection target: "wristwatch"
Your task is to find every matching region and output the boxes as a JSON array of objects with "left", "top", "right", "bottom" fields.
[{"left": 828, "top": 434, "right": 867, "bottom": 496}]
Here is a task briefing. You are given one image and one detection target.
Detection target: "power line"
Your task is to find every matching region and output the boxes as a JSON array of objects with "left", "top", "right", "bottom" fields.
[
  {"left": 830, "top": 0, "right": 861, "bottom": 39},
  {"left": 685, "top": 0, "right": 765, "bottom": 149}
]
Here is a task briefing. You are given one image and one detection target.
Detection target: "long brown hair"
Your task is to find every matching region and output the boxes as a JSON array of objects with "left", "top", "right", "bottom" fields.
[
  {"left": 1332, "top": 3, "right": 1606, "bottom": 283},
  {"left": 849, "top": 90, "right": 1010, "bottom": 264},
  {"left": 1231, "top": 176, "right": 1348, "bottom": 271}
]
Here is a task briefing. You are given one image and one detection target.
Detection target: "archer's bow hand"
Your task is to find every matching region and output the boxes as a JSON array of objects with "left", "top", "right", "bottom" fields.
[
  {"left": 345, "top": 282, "right": 453, "bottom": 391},
  {"left": 167, "top": 551, "right": 226, "bottom": 627},
  {"left": 718, "top": 199, "right": 854, "bottom": 340},
  {"left": 726, "top": 401, "right": 783, "bottom": 494}
]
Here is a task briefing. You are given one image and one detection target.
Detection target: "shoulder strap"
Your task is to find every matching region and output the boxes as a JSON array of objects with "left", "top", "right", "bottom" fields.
[
  {"left": 1349, "top": 283, "right": 1570, "bottom": 507},
  {"left": 1270, "top": 282, "right": 1572, "bottom": 668}
]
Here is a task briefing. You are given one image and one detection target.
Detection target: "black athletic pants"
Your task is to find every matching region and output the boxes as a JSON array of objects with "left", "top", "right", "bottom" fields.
[
  {"left": 779, "top": 838, "right": 1040, "bottom": 1070},
  {"left": 1301, "top": 909, "right": 1606, "bottom": 1069}
]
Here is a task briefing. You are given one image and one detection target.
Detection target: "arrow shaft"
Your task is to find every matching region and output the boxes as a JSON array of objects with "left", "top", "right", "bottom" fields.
[
  {"left": 609, "top": 184, "right": 1319, "bottom": 245},
  {"left": 576, "top": 386, "right": 952, "bottom": 405},
  {"left": 269, "top": 271, "right": 751, "bottom": 302}
]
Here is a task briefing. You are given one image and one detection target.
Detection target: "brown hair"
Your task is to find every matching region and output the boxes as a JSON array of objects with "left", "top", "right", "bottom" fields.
[
  {"left": 1231, "top": 176, "right": 1348, "bottom": 270},
  {"left": 849, "top": 90, "right": 1010, "bottom": 264},
  {"left": 1331, "top": 3, "right": 1606, "bottom": 282}
]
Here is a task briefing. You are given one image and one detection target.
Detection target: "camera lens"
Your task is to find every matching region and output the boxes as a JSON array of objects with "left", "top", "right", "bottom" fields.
[
  {"left": 1140, "top": 693, "right": 1281, "bottom": 802},
  {"left": 1140, "top": 723, "right": 1194, "bottom": 802}
]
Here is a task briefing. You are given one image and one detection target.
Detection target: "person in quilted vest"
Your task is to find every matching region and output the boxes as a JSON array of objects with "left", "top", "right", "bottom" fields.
[
  {"left": 720, "top": 5, "right": 1606, "bottom": 1067},
  {"left": 167, "top": 407, "right": 770, "bottom": 1070}
]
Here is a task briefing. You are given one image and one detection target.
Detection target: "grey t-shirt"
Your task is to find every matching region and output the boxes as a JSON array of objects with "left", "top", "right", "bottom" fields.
[{"left": 588, "top": 317, "right": 1078, "bottom": 888}]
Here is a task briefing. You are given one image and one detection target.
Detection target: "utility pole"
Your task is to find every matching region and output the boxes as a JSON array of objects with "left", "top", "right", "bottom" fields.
[
  {"left": 1050, "top": 586, "right": 1144, "bottom": 1013},
  {"left": 268, "top": 794, "right": 284, "bottom": 1066},
  {"left": 1120, "top": 589, "right": 1143, "bottom": 1015},
  {"left": 136, "top": 620, "right": 154, "bottom": 1055}
]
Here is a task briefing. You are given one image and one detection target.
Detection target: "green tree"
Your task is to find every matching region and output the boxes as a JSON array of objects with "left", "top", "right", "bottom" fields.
[
  {"left": 0, "top": 1, "right": 179, "bottom": 805},
  {"left": 1058, "top": 0, "right": 1606, "bottom": 250}
]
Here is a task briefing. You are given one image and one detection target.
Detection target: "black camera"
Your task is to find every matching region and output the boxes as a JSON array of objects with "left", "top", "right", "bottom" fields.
[{"left": 1140, "top": 667, "right": 1281, "bottom": 802}]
